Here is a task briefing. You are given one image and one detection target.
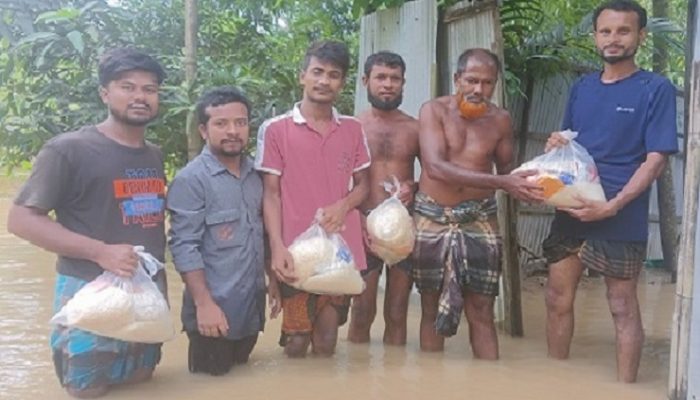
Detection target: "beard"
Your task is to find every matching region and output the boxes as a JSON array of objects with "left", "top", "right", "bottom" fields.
[
  {"left": 109, "top": 105, "right": 157, "bottom": 127},
  {"left": 367, "top": 92, "right": 403, "bottom": 111},
  {"left": 457, "top": 94, "right": 488, "bottom": 119},
  {"left": 214, "top": 138, "right": 245, "bottom": 158},
  {"left": 219, "top": 148, "right": 243, "bottom": 158},
  {"left": 598, "top": 46, "right": 638, "bottom": 64}
]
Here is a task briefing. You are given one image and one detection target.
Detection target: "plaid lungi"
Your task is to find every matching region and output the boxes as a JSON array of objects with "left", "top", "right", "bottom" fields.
[
  {"left": 542, "top": 233, "right": 646, "bottom": 279},
  {"left": 412, "top": 192, "right": 502, "bottom": 336}
]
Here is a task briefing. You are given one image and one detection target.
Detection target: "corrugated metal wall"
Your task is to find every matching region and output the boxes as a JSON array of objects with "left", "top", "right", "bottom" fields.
[
  {"left": 353, "top": 0, "right": 438, "bottom": 118},
  {"left": 443, "top": 0, "right": 505, "bottom": 104}
]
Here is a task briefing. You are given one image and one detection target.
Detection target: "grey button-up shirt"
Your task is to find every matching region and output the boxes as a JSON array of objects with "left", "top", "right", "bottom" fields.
[{"left": 167, "top": 146, "right": 265, "bottom": 340}]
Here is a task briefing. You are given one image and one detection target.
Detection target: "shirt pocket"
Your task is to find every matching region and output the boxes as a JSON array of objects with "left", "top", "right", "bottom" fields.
[{"left": 205, "top": 209, "right": 245, "bottom": 249}]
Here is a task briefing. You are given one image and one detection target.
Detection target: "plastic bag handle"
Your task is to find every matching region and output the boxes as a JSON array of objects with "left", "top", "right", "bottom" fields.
[
  {"left": 381, "top": 175, "right": 401, "bottom": 198},
  {"left": 134, "top": 246, "right": 163, "bottom": 278},
  {"left": 560, "top": 129, "right": 578, "bottom": 141}
]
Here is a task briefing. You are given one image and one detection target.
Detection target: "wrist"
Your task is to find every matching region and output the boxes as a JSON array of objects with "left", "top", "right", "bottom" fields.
[
  {"left": 337, "top": 198, "right": 351, "bottom": 215},
  {"left": 194, "top": 295, "right": 216, "bottom": 308},
  {"left": 269, "top": 236, "right": 285, "bottom": 250},
  {"left": 494, "top": 175, "right": 507, "bottom": 190},
  {"left": 608, "top": 197, "right": 623, "bottom": 214},
  {"left": 88, "top": 240, "right": 107, "bottom": 265}
]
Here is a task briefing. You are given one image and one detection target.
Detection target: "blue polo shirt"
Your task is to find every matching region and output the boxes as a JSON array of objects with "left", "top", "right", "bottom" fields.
[{"left": 551, "top": 70, "right": 678, "bottom": 242}]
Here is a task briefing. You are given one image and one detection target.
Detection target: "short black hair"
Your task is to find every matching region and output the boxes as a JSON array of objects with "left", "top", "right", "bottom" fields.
[
  {"left": 302, "top": 40, "right": 350, "bottom": 77},
  {"left": 455, "top": 48, "right": 501, "bottom": 77},
  {"left": 98, "top": 47, "right": 166, "bottom": 86},
  {"left": 364, "top": 51, "right": 406, "bottom": 77},
  {"left": 593, "top": 0, "right": 647, "bottom": 30},
  {"left": 195, "top": 86, "right": 251, "bottom": 125}
]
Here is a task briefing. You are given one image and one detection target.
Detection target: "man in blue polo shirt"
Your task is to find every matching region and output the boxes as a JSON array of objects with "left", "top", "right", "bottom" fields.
[{"left": 542, "top": 0, "right": 678, "bottom": 383}]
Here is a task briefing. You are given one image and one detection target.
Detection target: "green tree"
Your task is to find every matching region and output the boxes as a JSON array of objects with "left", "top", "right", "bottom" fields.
[{"left": 0, "top": 0, "right": 359, "bottom": 170}]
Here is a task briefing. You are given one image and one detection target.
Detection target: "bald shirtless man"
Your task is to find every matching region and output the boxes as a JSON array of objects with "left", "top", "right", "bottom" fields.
[
  {"left": 415, "top": 48, "right": 542, "bottom": 359},
  {"left": 347, "top": 52, "right": 419, "bottom": 346}
]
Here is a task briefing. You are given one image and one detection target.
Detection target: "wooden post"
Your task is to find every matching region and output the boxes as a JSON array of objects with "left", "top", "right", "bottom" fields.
[
  {"left": 499, "top": 192, "right": 523, "bottom": 336},
  {"left": 668, "top": 1, "right": 699, "bottom": 398},
  {"left": 652, "top": 0, "right": 680, "bottom": 279},
  {"left": 492, "top": 3, "right": 523, "bottom": 337},
  {"left": 184, "top": 0, "right": 201, "bottom": 161}
]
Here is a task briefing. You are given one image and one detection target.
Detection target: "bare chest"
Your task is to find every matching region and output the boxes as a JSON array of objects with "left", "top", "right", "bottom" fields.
[
  {"left": 443, "top": 117, "right": 500, "bottom": 162},
  {"left": 366, "top": 127, "right": 418, "bottom": 162}
]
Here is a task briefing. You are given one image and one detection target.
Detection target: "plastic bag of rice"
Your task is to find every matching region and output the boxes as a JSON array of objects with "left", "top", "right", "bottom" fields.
[
  {"left": 289, "top": 215, "right": 365, "bottom": 295},
  {"left": 51, "top": 247, "right": 175, "bottom": 343}
]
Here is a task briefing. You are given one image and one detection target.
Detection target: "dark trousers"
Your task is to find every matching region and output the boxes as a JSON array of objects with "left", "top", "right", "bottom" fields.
[{"left": 186, "top": 331, "right": 258, "bottom": 376}]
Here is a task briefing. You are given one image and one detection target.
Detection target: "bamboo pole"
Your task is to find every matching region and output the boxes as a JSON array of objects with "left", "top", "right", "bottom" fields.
[
  {"left": 184, "top": 0, "right": 201, "bottom": 161},
  {"left": 668, "top": 2, "right": 699, "bottom": 398},
  {"left": 652, "top": 0, "right": 680, "bottom": 280},
  {"left": 492, "top": 4, "right": 523, "bottom": 337}
]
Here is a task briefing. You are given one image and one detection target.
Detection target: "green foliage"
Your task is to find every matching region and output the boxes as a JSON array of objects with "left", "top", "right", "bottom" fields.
[
  {"left": 0, "top": 0, "right": 358, "bottom": 170},
  {"left": 0, "top": 0, "right": 687, "bottom": 171},
  {"left": 350, "top": 0, "right": 686, "bottom": 95}
]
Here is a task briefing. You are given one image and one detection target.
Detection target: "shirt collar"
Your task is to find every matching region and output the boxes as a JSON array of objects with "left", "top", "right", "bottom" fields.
[
  {"left": 291, "top": 102, "right": 340, "bottom": 125},
  {"left": 200, "top": 146, "right": 253, "bottom": 178}
]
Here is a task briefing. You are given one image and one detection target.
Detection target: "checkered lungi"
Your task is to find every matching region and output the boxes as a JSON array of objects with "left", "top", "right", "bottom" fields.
[
  {"left": 412, "top": 191, "right": 502, "bottom": 336},
  {"left": 542, "top": 233, "right": 646, "bottom": 279}
]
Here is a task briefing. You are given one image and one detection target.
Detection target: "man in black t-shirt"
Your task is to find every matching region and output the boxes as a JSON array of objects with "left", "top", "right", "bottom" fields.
[{"left": 7, "top": 48, "right": 168, "bottom": 398}]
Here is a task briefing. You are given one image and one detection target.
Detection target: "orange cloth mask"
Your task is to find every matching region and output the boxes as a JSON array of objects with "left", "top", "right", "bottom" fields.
[{"left": 457, "top": 94, "right": 488, "bottom": 119}]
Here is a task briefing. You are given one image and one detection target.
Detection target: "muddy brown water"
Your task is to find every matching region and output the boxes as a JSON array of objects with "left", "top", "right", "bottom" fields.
[{"left": 0, "top": 187, "right": 674, "bottom": 400}]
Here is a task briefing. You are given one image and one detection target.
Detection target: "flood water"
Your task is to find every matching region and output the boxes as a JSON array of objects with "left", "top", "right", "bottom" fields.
[{"left": 0, "top": 181, "right": 675, "bottom": 400}]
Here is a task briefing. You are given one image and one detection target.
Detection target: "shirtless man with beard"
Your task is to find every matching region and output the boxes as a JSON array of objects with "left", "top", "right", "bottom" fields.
[
  {"left": 415, "top": 48, "right": 542, "bottom": 358},
  {"left": 347, "top": 51, "right": 419, "bottom": 346}
]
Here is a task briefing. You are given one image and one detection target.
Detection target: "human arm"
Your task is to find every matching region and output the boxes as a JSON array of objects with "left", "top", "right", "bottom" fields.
[
  {"left": 264, "top": 254, "right": 282, "bottom": 319},
  {"left": 563, "top": 152, "right": 668, "bottom": 222},
  {"left": 167, "top": 173, "right": 227, "bottom": 337},
  {"left": 7, "top": 204, "right": 139, "bottom": 276},
  {"left": 319, "top": 168, "right": 370, "bottom": 233},
  {"left": 181, "top": 270, "right": 229, "bottom": 337},
  {"left": 397, "top": 180, "right": 417, "bottom": 207},
  {"left": 8, "top": 142, "right": 139, "bottom": 276},
  {"left": 262, "top": 173, "right": 296, "bottom": 284},
  {"left": 419, "top": 102, "right": 541, "bottom": 201}
]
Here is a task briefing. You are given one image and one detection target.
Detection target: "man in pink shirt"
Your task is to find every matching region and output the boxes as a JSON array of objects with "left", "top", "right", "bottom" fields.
[{"left": 255, "top": 40, "right": 370, "bottom": 357}]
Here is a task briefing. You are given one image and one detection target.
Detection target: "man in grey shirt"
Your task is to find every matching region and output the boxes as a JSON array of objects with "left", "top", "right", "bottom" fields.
[{"left": 167, "top": 86, "right": 280, "bottom": 376}]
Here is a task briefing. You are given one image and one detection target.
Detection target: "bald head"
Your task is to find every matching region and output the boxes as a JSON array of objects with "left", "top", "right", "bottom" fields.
[{"left": 455, "top": 48, "right": 501, "bottom": 78}]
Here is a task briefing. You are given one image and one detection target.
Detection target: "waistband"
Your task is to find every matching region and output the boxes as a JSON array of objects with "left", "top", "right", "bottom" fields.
[{"left": 414, "top": 191, "right": 497, "bottom": 225}]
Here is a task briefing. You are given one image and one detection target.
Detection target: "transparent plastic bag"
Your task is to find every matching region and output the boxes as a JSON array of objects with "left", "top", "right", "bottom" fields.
[
  {"left": 288, "top": 214, "right": 365, "bottom": 295},
  {"left": 513, "top": 130, "right": 606, "bottom": 208},
  {"left": 366, "top": 176, "right": 415, "bottom": 266},
  {"left": 50, "top": 246, "right": 175, "bottom": 343}
]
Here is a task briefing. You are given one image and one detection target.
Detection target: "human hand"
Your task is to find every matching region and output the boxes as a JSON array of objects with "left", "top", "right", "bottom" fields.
[
  {"left": 94, "top": 243, "right": 139, "bottom": 277},
  {"left": 196, "top": 300, "right": 229, "bottom": 337},
  {"left": 267, "top": 278, "right": 282, "bottom": 319},
  {"left": 544, "top": 131, "right": 570, "bottom": 152},
  {"left": 319, "top": 201, "right": 348, "bottom": 233},
  {"left": 271, "top": 244, "right": 297, "bottom": 284},
  {"left": 560, "top": 196, "right": 618, "bottom": 222},
  {"left": 397, "top": 181, "right": 416, "bottom": 207},
  {"left": 501, "top": 170, "right": 545, "bottom": 203}
]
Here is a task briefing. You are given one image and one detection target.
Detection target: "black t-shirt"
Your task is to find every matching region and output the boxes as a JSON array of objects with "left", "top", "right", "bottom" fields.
[{"left": 14, "top": 126, "right": 166, "bottom": 280}]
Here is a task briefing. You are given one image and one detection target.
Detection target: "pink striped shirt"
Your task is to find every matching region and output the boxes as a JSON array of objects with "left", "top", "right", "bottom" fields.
[{"left": 255, "top": 103, "right": 371, "bottom": 270}]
